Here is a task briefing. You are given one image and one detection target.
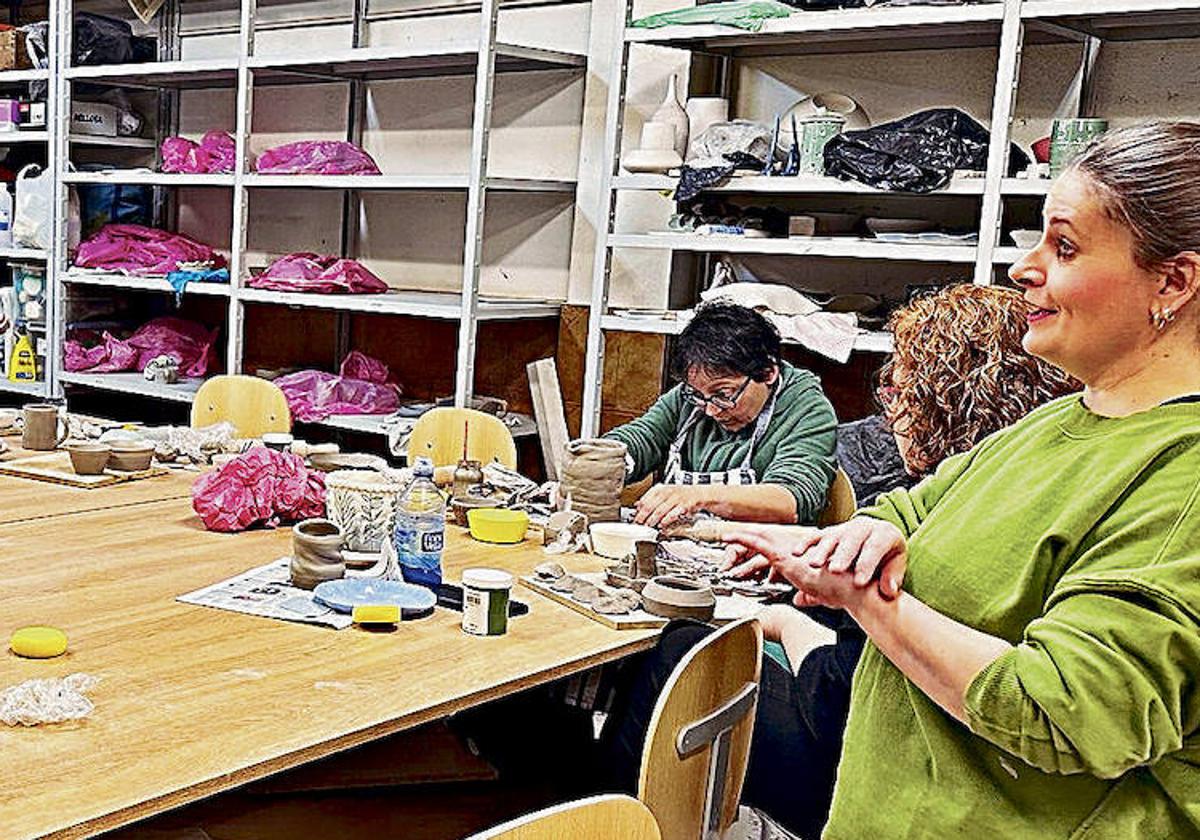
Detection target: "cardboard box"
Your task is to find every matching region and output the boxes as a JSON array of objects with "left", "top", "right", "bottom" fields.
[
  {"left": 19, "top": 101, "right": 45, "bottom": 130},
  {"left": 71, "top": 102, "right": 118, "bottom": 137},
  {"left": 0, "top": 29, "right": 31, "bottom": 72}
]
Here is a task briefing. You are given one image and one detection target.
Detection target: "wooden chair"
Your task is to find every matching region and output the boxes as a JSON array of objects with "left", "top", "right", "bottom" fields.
[
  {"left": 407, "top": 407, "right": 516, "bottom": 469},
  {"left": 191, "top": 375, "right": 291, "bottom": 438},
  {"left": 467, "top": 794, "right": 661, "bottom": 840},
  {"left": 638, "top": 617, "right": 763, "bottom": 840},
  {"left": 817, "top": 467, "right": 857, "bottom": 527}
]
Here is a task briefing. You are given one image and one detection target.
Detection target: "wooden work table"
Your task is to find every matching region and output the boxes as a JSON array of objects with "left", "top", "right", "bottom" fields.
[{"left": 0, "top": 498, "right": 655, "bottom": 840}]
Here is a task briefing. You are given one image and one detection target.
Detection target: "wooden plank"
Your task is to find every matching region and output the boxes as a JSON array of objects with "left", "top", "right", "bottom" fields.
[
  {"left": 0, "top": 507, "right": 656, "bottom": 840},
  {"left": 525, "top": 357, "right": 570, "bottom": 481},
  {"left": 0, "top": 452, "right": 169, "bottom": 488}
]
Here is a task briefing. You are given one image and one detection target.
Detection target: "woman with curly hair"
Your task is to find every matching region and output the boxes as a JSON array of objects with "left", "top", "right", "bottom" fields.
[{"left": 600, "top": 283, "right": 1077, "bottom": 839}]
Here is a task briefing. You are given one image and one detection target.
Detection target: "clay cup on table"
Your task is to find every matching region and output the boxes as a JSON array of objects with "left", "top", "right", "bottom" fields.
[
  {"left": 67, "top": 443, "right": 112, "bottom": 475},
  {"left": 21, "top": 403, "right": 67, "bottom": 451}
]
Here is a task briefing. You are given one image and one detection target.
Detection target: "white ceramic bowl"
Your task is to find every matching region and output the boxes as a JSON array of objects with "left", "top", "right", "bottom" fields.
[
  {"left": 1010, "top": 229, "right": 1042, "bottom": 249},
  {"left": 589, "top": 522, "right": 658, "bottom": 559}
]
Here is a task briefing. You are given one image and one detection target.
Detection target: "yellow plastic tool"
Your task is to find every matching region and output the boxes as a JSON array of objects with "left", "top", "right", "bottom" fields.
[
  {"left": 10, "top": 626, "right": 68, "bottom": 658},
  {"left": 352, "top": 604, "right": 400, "bottom": 625}
]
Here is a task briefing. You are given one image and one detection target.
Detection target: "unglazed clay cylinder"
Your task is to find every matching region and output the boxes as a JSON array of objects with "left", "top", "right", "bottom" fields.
[
  {"left": 685, "top": 97, "right": 730, "bottom": 147},
  {"left": 290, "top": 518, "right": 346, "bottom": 590}
]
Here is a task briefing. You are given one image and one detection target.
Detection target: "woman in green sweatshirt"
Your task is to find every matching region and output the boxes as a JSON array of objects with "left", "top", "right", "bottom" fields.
[
  {"left": 725, "top": 122, "right": 1200, "bottom": 837},
  {"left": 604, "top": 302, "right": 837, "bottom": 528}
]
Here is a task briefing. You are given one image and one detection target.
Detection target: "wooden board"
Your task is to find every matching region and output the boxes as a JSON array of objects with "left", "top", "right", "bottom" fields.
[
  {"left": 0, "top": 451, "right": 168, "bottom": 488},
  {"left": 526, "top": 357, "right": 570, "bottom": 481},
  {"left": 520, "top": 572, "right": 761, "bottom": 631}
]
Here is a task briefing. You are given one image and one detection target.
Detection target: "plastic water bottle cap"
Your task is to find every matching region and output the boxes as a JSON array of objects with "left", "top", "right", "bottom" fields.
[{"left": 412, "top": 457, "right": 434, "bottom": 478}]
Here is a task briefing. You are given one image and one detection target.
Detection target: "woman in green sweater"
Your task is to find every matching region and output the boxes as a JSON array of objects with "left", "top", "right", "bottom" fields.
[
  {"left": 726, "top": 122, "right": 1200, "bottom": 837},
  {"left": 604, "top": 302, "right": 837, "bottom": 527}
]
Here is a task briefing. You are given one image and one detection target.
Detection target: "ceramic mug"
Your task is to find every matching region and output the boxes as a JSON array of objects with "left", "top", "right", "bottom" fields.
[
  {"left": 799, "top": 113, "right": 846, "bottom": 176},
  {"left": 22, "top": 403, "right": 66, "bottom": 451},
  {"left": 1049, "top": 118, "right": 1108, "bottom": 177}
]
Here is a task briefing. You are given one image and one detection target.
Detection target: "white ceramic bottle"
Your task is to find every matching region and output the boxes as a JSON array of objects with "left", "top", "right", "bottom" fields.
[{"left": 651, "top": 74, "right": 689, "bottom": 158}]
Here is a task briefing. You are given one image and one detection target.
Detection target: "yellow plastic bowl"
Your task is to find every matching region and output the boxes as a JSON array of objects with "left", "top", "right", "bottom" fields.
[{"left": 467, "top": 508, "right": 530, "bottom": 544}]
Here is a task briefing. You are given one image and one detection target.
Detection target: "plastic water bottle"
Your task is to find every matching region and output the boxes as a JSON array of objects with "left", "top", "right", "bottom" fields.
[{"left": 394, "top": 457, "right": 446, "bottom": 587}]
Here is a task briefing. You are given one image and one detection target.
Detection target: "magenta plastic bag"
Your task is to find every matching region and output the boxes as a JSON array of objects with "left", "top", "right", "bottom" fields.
[
  {"left": 63, "top": 317, "right": 218, "bottom": 377},
  {"left": 274, "top": 351, "right": 401, "bottom": 422},
  {"left": 161, "top": 131, "right": 236, "bottom": 174},
  {"left": 192, "top": 448, "right": 327, "bottom": 533},
  {"left": 74, "top": 224, "right": 227, "bottom": 275},
  {"left": 247, "top": 253, "right": 389, "bottom": 295},
  {"left": 255, "top": 141, "right": 381, "bottom": 175}
]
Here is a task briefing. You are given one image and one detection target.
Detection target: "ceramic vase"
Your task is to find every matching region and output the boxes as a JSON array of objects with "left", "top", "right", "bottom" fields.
[
  {"left": 290, "top": 518, "right": 346, "bottom": 590},
  {"left": 651, "top": 74, "right": 689, "bottom": 158},
  {"left": 685, "top": 97, "right": 730, "bottom": 148},
  {"left": 325, "top": 469, "right": 405, "bottom": 555},
  {"left": 799, "top": 112, "right": 846, "bottom": 175}
]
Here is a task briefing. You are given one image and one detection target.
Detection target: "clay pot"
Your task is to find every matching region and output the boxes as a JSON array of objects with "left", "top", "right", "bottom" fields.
[
  {"left": 450, "top": 494, "right": 501, "bottom": 528},
  {"left": 108, "top": 441, "right": 155, "bottom": 472},
  {"left": 641, "top": 575, "right": 716, "bottom": 622},
  {"left": 290, "top": 518, "right": 345, "bottom": 590},
  {"left": 324, "top": 469, "right": 405, "bottom": 552},
  {"left": 67, "top": 443, "right": 111, "bottom": 475},
  {"left": 560, "top": 438, "right": 628, "bottom": 523}
]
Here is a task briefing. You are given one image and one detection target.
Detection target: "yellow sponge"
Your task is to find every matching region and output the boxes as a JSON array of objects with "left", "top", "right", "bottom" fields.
[
  {"left": 352, "top": 605, "right": 400, "bottom": 625},
  {"left": 11, "top": 626, "right": 68, "bottom": 659}
]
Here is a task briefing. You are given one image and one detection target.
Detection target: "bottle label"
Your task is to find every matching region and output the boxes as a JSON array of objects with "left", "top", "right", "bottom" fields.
[{"left": 419, "top": 530, "right": 444, "bottom": 553}]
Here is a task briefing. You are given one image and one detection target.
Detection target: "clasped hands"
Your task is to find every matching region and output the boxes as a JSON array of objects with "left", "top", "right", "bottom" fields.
[{"left": 719, "top": 517, "right": 908, "bottom": 611}]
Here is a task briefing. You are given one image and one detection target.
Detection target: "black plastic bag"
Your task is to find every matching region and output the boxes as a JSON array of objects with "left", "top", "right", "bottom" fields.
[{"left": 823, "top": 107, "right": 1030, "bottom": 193}]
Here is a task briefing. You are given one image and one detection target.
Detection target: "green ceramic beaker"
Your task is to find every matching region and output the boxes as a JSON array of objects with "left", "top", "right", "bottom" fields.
[
  {"left": 1049, "top": 118, "right": 1108, "bottom": 177},
  {"left": 799, "top": 113, "right": 846, "bottom": 176}
]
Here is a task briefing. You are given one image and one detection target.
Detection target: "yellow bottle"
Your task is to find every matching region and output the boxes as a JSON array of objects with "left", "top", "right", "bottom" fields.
[{"left": 8, "top": 331, "right": 36, "bottom": 382}]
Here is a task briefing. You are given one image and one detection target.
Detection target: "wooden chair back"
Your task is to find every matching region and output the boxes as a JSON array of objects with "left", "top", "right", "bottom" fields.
[
  {"left": 467, "top": 794, "right": 661, "bottom": 840},
  {"left": 817, "top": 467, "right": 857, "bottom": 527},
  {"left": 638, "top": 617, "right": 763, "bottom": 840},
  {"left": 407, "top": 407, "right": 516, "bottom": 469},
  {"left": 191, "top": 375, "right": 291, "bottom": 438}
]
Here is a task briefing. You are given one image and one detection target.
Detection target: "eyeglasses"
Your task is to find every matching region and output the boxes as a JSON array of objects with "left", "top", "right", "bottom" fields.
[{"left": 681, "top": 376, "right": 753, "bottom": 411}]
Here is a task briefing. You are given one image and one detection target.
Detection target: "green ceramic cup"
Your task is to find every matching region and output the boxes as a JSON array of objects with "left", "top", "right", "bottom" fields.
[
  {"left": 799, "top": 113, "right": 846, "bottom": 176},
  {"left": 1049, "top": 118, "right": 1109, "bottom": 177}
]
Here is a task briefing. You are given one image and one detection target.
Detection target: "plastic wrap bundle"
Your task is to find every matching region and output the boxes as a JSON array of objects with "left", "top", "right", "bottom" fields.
[
  {"left": 255, "top": 141, "right": 381, "bottom": 175},
  {"left": 324, "top": 469, "right": 407, "bottom": 553},
  {"left": 192, "top": 447, "right": 326, "bottom": 532},
  {"left": 560, "top": 438, "right": 628, "bottom": 524},
  {"left": 247, "top": 253, "right": 388, "bottom": 295},
  {"left": 74, "top": 224, "right": 226, "bottom": 275},
  {"left": 161, "top": 131, "right": 237, "bottom": 174},
  {"left": 0, "top": 674, "right": 100, "bottom": 727},
  {"left": 274, "top": 351, "right": 401, "bottom": 422},
  {"left": 63, "top": 316, "right": 218, "bottom": 377}
]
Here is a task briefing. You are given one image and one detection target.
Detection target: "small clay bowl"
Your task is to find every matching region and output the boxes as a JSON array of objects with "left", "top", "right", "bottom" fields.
[
  {"left": 641, "top": 575, "right": 717, "bottom": 622},
  {"left": 108, "top": 441, "right": 155, "bottom": 472},
  {"left": 67, "top": 443, "right": 111, "bottom": 475},
  {"left": 451, "top": 494, "right": 501, "bottom": 527}
]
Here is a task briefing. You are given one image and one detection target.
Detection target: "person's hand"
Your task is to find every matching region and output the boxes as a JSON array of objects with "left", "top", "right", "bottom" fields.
[
  {"left": 719, "top": 523, "right": 819, "bottom": 580},
  {"left": 633, "top": 483, "right": 708, "bottom": 529},
  {"left": 793, "top": 517, "right": 907, "bottom": 600}
]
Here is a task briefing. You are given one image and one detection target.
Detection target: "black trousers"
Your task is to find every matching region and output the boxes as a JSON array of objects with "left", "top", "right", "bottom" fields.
[{"left": 599, "top": 619, "right": 865, "bottom": 840}]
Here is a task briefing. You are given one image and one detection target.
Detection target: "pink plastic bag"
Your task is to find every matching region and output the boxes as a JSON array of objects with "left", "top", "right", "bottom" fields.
[
  {"left": 274, "top": 352, "right": 401, "bottom": 422},
  {"left": 255, "top": 141, "right": 381, "bottom": 175},
  {"left": 63, "top": 317, "right": 219, "bottom": 377},
  {"left": 247, "top": 253, "right": 388, "bottom": 295},
  {"left": 74, "top": 224, "right": 227, "bottom": 275},
  {"left": 192, "top": 448, "right": 327, "bottom": 532},
  {"left": 161, "top": 131, "right": 236, "bottom": 174}
]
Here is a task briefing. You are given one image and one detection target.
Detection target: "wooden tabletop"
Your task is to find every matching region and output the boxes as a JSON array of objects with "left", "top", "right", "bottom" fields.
[
  {"left": 0, "top": 444, "right": 198, "bottom": 525},
  {"left": 0, "top": 499, "right": 655, "bottom": 840}
]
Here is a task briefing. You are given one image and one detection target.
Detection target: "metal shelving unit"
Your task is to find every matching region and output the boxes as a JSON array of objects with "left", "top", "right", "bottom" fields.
[
  {"left": 579, "top": 0, "right": 1200, "bottom": 436},
  {"left": 44, "top": 0, "right": 584, "bottom": 439}
]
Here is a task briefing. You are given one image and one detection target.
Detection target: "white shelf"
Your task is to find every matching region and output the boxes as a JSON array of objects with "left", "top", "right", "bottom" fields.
[
  {"left": 992, "top": 247, "right": 1027, "bottom": 265},
  {"left": 602, "top": 312, "right": 893, "bottom": 353},
  {"left": 1001, "top": 178, "right": 1052, "bottom": 196},
  {"left": 62, "top": 171, "right": 235, "bottom": 187},
  {"left": 1022, "top": 1, "right": 1200, "bottom": 41},
  {"left": 242, "top": 174, "right": 575, "bottom": 192},
  {"left": 238, "top": 287, "right": 561, "bottom": 320},
  {"left": 0, "top": 247, "right": 48, "bottom": 261},
  {"left": 63, "top": 272, "right": 232, "bottom": 297},
  {"left": 249, "top": 42, "right": 585, "bottom": 83},
  {"left": 69, "top": 135, "right": 159, "bottom": 149},
  {"left": 609, "top": 233, "right": 979, "bottom": 263},
  {"left": 0, "top": 131, "right": 48, "bottom": 144},
  {"left": 59, "top": 372, "right": 205, "bottom": 403},
  {"left": 0, "top": 378, "right": 49, "bottom": 397},
  {"left": 316, "top": 410, "right": 539, "bottom": 439},
  {"left": 0, "top": 68, "right": 49, "bottom": 84},
  {"left": 64, "top": 59, "right": 239, "bottom": 89},
  {"left": 626, "top": 2, "right": 1007, "bottom": 55},
  {"left": 613, "top": 173, "right": 987, "bottom": 196}
]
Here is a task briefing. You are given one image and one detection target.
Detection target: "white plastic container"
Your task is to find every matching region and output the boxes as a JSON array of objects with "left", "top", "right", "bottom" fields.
[
  {"left": 0, "top": 185, "right": 12, "bottom": 248},
  {"left": 461, "top": 568, "right": 514, "bottom": 636}
]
